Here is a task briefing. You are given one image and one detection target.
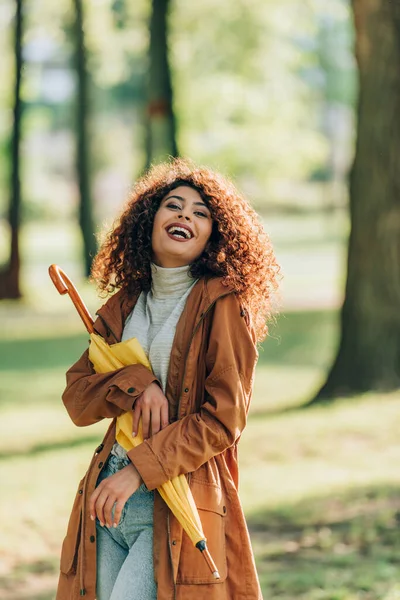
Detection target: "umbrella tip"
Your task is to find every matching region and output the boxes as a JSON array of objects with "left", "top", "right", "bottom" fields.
[{"left": 213, "top": 570, "right": 220, "bottom": 580}]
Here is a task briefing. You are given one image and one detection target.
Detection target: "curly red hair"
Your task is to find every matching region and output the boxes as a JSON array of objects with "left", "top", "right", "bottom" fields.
[{"left": 91, "top": 158, "right": 280, "bottom": 341}]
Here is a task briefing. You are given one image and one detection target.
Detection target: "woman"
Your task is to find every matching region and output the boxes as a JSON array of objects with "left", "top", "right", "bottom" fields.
[{"left": 57, "top": 158, "right": 280, "bottom": 600}]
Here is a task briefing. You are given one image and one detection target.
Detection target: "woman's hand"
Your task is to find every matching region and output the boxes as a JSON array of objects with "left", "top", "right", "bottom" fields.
[
  {"left": 89, "top": 463, "right": 142, "bottom": 528},
  {"left": 132, "top": 382, "right": 169, "bottom": 439}
]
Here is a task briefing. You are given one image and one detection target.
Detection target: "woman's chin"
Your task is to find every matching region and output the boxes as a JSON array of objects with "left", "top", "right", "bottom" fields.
[
  {"left": 153, "top": 246, "right": 195, "bottom": 266},
  {"left": 152, "top": 254, "right": 193, "bottom": 268}
]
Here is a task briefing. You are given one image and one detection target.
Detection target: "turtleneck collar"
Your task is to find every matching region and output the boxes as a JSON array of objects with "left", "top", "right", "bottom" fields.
[{"left": 150, "top": 262, "right": 195, "bottom": 299}]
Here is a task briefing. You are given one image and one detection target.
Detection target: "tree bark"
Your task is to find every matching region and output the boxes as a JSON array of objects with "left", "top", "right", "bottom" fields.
[
  {"left": 72, "top": 0, "right": 97, "bottom": 277},
  {"left": 310, "top": 0, "right": 400, "bottom": 402},
  {"left": 0, "top": 0, "right": 23, "bottom": 299},
  {"left": 145, "top": 0, "right": 178, "bottom": 168}
]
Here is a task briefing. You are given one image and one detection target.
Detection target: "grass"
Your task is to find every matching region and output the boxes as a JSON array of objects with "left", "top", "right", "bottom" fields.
[{"left": 249, "top": 481, "right": 400, "bottom": 600}]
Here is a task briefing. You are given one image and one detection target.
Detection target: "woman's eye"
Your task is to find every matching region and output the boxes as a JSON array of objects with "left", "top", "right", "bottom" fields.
[
  {"left": 195, "top": 211, "right": 208, "bottom": 218},
  {"left": 167, "top": 202, "right": 181, "bottom": 210}
]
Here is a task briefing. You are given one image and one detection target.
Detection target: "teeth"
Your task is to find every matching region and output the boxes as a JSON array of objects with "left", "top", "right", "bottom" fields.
[{"left": 168, "top": 226, "right": 192, "bottom": 239}]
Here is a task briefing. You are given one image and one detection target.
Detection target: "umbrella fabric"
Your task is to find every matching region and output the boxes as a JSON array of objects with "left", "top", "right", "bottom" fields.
[
  {"left": 88, "top": 333, "right": 206, "bottom": 547},
  {"left": 88, "top": 334, "right": 151, "bottom": 450}
]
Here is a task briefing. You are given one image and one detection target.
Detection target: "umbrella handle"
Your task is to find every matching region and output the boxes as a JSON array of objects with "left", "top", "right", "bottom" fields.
[
  {"left": 48, "top": 264, "right": 95, "bottom": 334},
  {"left": 196, "top": 541, "right": 220, "bottom": 579}
]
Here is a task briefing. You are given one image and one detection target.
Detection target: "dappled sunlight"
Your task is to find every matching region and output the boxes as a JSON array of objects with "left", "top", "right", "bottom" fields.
[
  {"left": 247, "top": 484, "right": 400, "bottom": 599},
  {"left": 240, "top": 392, "right": 400, "bottom": 513}
]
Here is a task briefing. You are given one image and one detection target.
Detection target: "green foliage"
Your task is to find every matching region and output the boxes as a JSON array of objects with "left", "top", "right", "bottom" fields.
[
  {"left": 0, "top": 0, "right": 356, "bottom": 228},
  {"left": 171, "top": 0, "right": 356, "bottom": 202}
]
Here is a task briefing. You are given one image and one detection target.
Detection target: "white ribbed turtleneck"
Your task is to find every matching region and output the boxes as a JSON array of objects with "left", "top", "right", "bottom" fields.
[
  {"left": 112, "top": 263, "right": 197, "bottom": 458},
  {"left": 149, "top": 262, "right": 195, "bottom": 300}
]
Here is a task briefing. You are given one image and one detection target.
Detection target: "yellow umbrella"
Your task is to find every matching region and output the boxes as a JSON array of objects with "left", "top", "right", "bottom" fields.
[{"left": 49, "top": 264, "right": 220, "bottom": 579}]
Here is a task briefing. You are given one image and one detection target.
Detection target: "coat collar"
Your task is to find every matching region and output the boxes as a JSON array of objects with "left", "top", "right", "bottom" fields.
[{"left": 94, "top": 277, "right": 234, "bottom": 343}]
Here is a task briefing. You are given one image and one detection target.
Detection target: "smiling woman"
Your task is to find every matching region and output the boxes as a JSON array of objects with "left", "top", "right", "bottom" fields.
[
  {"left": 58, "top": 158, "right": 280, "bottom": 600},
  {"left": 152, "top": 187, "right": 213, "bottom": 267}
]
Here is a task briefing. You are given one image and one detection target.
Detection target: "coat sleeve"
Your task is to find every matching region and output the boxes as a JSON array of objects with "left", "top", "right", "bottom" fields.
[
  {"left": 127, "top": 293, "right": 258, "bottom": 490},
  {"left": 62, "top": 344, "right": 159, "bottom": 427}
]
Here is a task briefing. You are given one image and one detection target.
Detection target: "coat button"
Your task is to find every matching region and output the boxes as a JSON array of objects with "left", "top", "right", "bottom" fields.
[
  {"left": 184, "top": 388, "right": 189, "bottom": 393},
  {"left": 78, "top": 489, "right": 83, "bottom": 495},
  {"left": 90, "top": 535, "right": 95, "bottom": 543},
  {"left": 172, "top": 540, "right": 177, "bottom": 545},
  {"left": 127, "top": 387, "right": 135, "bottom": 393},
  {"left": 98, "top": 462, "right": 104, "bottom": 469},
  {"left": 223, "top": 506, "right": 227, "bottom": 514}
]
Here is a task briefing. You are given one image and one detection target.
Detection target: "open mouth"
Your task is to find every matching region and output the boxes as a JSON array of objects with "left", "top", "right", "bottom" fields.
[{"left": 166, "top": 224, "right": 194, "bottom": 240}]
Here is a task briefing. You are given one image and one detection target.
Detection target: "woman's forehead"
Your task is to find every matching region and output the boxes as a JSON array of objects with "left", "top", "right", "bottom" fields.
[{"left": 162, "top": 185, "right": 209, "bottom": 207}]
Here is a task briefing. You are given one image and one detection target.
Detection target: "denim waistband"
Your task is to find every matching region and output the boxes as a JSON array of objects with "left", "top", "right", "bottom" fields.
[{"left": 105, "top": 453, "right": 131, "bottom": 474}]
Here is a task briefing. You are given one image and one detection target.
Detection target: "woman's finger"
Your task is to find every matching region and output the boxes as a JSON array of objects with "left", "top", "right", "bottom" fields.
[
  {"left": 95, "top": 488, "right": 110, "bottom": 526},
  {"left": 151, "top": 408, "right": 161, "bottom": 436},
  {"left": 141, "top": 404, "right": 151, "bottom": 439},
  {"left": 112, "top": 500, "right": 126, "bottom": 528},
  {"left": 103, "top": 494, "right": 117, "bottom": 528},
  {"left": 89, "top": 485, "right": 102, "bottom": 522},
  {"left": 161, "top": 402, "right": 169, "bottom": 430},
  {"left": 132, "top": 402, "right": 142, "bottom": 437}
]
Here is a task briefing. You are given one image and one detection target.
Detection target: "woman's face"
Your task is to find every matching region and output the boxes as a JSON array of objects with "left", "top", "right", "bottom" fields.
[{"left": 151, "top": 185, "right": 213, "bottom": 268}]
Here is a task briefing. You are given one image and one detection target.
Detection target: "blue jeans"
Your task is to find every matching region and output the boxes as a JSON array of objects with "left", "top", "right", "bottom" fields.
[{"left": 96, "top": 454, "right": 157, "bottom": 600}]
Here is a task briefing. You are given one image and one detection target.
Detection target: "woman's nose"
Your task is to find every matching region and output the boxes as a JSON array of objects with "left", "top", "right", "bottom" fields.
[{"left": 178, "top": 214, "right": 191, "bottom": 221}]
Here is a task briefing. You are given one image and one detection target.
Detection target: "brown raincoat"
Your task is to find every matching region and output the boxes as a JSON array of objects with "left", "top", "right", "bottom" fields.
[{"left": 57, "top": 277, "right": 263, "bottom": 600}]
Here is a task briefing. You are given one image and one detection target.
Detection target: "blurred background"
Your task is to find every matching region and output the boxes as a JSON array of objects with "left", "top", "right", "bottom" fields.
[{"left": 1, "top": 0, "right": 400, "bottom": 598}]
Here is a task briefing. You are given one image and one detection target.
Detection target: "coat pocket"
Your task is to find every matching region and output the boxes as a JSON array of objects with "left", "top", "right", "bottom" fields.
[
  {"left": 60, "top": 476, "right": 85, "bottom": 575},
  {"left": 177, "top": 480, "right": 227, "bottom": 584}
]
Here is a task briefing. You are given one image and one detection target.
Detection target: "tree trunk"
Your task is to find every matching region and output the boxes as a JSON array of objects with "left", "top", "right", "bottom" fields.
[
  {"left": 73, "top": 0, "right": 96, "bottom": 277},
  {"left": 311, "top": 0, "right": 400, "bottom": 402},
  {"left": 145, "top": 0, "right": 178, "bottom": 168},
  {"left": 0, "top": 0, "right": 23, "bottom": 299}
]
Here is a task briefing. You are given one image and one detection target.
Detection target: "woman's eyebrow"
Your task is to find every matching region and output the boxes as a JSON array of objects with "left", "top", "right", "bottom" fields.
[
  {"left": 164, "top": 195, "right": 209, "bottom": 209},
  {"left": 164, "top": 194, "right": 185, "bottom": 202}
]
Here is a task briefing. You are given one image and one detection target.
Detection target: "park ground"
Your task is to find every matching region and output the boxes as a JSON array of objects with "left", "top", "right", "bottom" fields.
[{"left": 1, "top": 214, "right": 400, "bottom": 599}]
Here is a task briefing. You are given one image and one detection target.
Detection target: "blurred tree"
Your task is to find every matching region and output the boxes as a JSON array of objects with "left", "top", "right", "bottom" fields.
[
  {"left": 145, "top": 0, "right": 178, "bottom": 168},
  {"left": 311, "top": 0, "right": 400, "bottom": 400},
  {"left": 170, "top": 0, "right": 355, "bottom": 206},
  {"left": 72, "top": 0, "right": 97, "bottom": 276},
  {"left": 0, "top": 0, "right": 23, "bottom": 299}
]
